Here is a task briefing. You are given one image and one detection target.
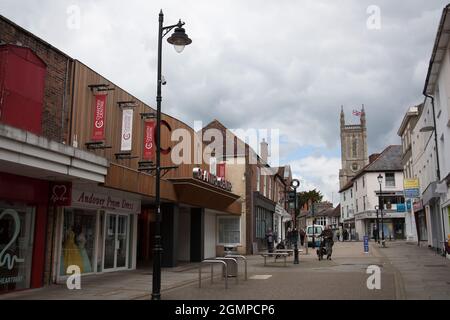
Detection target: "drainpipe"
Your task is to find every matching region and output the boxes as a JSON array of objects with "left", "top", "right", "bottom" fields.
[{"left": 423, "top": 93, "right": 446, "bottom": 255}]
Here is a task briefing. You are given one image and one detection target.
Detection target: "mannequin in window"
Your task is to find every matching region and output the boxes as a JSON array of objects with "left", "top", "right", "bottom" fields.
[
  {"left": 62, "top": 227, "right": 84, "bottom": 274},
  {"left": 75, "top": 225, "right": 92, "bottom": 273}
]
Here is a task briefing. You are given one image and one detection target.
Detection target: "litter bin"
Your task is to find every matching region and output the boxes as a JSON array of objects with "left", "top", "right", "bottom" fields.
[{"left": 222, "top": 247, "right": 238, "bottom": 278}]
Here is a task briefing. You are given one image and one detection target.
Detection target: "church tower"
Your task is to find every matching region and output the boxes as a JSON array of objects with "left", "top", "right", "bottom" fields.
[{"left": 339, "top": 105, "right": 369, "bottom": 189}]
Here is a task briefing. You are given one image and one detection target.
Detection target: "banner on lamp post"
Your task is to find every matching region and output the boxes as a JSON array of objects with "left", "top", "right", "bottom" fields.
[
  {"left": 120, "top": 109, "right": 133, "bottom": 151},
  {"left": 91, "top": 94, "right": 107, "bottom": 141},
  {"left": 143, "top": 121, "right": 155, "bottom": 159}
]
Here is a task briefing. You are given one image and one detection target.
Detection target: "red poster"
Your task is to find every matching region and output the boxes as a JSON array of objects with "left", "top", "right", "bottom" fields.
[
  {"left": 143, "top": 121, "right": 156, "bottom": 159},
  {"left": 217, "top": 163, "right": 226, "bottom": 178},
  {"left": 49, "top": 182, "right": 72, "bottom": 206},
  {"left": 92, "top": 94, "right": 107, "bottom": 141}
]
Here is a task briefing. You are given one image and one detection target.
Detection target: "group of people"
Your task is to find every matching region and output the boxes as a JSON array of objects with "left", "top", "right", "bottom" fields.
[
  {"left": 336, "top": 228, "right": 350, "bottom": 241},
  {"left": 265, "top": 225, "right": 336, "bottom": 260}
]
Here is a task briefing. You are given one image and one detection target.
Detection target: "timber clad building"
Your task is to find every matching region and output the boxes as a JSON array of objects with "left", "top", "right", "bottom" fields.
[{"left": 0, "top": 15, "right": 243, "bottom": 294}]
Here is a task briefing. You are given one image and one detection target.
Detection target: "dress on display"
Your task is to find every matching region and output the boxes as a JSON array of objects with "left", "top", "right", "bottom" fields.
[
  {"left": 63, "top": 230, "right": 84, "bottom": 274},
  {"left": 77, "top": 232, "right": 92, "bottom": 273}
]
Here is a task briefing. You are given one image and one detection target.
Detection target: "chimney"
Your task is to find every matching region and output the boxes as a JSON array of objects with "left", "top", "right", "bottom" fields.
[
  {"left": 260, "top": 138, "right": 268, "bottom": 163},
  {"left": 369, "top": 153, "right": 380, "bottom": 164}
]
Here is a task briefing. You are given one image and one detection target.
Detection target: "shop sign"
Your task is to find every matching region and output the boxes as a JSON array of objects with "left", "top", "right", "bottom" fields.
[
  {"left": 49, "top": 182, "right": 72, "bottom": 206},
  {"left": 193, "top": 167, "right": 232, "bottom": 192},
  {"left": 71, "top": 189, "right": 140, "bottom": 214},
  {"left": 120, "top": 109, "right": 133, "bottom": 151},
  {"left": 143, "top": 121, "right": 155, "bottom": 159},
  {"left": 91, "top": 94, "right": 107, "bottom": 141},
  {"left": 396, "top": 203, "right": 406, "bottom": 212},
  {"left": 413, "top": 200, "right": 423, "bottom": 212},
  {"left": 403, "top": 178, "right": 420, "bottom": 199}
]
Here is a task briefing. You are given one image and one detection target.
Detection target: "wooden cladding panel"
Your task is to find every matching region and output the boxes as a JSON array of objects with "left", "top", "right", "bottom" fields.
[
  {"left": 72, "top": 61, "right": 207, "bottom": 179},
  {"left": 104, "top": 163, "right": 177, "bottom": 201}
]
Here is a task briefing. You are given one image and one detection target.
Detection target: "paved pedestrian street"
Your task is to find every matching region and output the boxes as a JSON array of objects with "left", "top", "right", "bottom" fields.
[{"left": 2, "top": 241, "right": 449, "bottom": 300}]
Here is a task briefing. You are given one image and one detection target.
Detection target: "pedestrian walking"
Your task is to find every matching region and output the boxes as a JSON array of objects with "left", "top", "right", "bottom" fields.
[
  {"left": 343, "top": 229, "right": 348, "bottom": 242},
  {"left": 300, "top": 228, "right": 306, "bottom": 246},
  {"left": 373, "top": 225, "right": 379, "bottom": 243},
  {"left": 266, "top": 228, "right": 274, "bottom": 253}
]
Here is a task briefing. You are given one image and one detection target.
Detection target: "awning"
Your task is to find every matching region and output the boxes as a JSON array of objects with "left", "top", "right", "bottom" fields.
[
  {"left": 275, "top": 204, "right": 291, "bottom": 221},
  {"left": 169, "top": 178, "right": 241, "bottom": 215}
]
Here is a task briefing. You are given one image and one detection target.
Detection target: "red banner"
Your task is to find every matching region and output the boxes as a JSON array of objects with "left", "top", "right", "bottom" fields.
[
  {"left": 49, "top": 182, "right": 72, "bottom": 206},
  {"left": 143, "top": 121, "right": 156, "bottom": 159},
  {"left": 217, "top": 163, "right": 226, "bottom": 178},
  {"left": 92, "top": 94, "right": 107, "bottom": 141}
]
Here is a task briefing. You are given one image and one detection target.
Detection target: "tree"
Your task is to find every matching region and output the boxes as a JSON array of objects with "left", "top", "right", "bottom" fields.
[{"left": 298, "top": 189, "right": 323, "bottom": 209}]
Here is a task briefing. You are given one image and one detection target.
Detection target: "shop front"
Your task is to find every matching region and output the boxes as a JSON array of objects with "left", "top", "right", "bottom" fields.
[
  {"left": 0, "top": 173, "right": 48, "bottom": 294},
  {"left": 55, "top": 186, "right": 140, "bottom": 282}
]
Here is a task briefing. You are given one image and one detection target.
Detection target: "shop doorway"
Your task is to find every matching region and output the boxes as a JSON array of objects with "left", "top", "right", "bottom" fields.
[{"left": 103, "top": 213, "right": 130, "bottom": 271}]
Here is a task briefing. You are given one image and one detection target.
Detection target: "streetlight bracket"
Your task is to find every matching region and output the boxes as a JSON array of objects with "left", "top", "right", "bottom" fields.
[{"left": 162, "top": 21, "right": 185, "bottom": 38}]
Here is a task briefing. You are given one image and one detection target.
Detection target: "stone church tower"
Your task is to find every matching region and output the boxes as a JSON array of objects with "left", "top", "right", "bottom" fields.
[{"left": 339, "top": 105, "right": 369, "bottom": 189}]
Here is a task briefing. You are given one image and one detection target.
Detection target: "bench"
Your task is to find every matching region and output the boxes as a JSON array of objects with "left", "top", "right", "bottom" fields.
[
  {"left": 260, "top": 252, "right": 289, "bottom": 267},
  {"left": 275, "top": 249, "right": 294, "bottom": 256}
]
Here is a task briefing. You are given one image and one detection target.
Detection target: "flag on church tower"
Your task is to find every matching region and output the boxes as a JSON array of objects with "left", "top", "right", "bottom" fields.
[{"left": 352, "top": 109, "right": 362, "bottom": 117}]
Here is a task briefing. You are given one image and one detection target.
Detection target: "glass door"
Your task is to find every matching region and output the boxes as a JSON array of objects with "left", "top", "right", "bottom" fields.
[{"left": 103, "top": 213, "right": 129, "bottom": 271}]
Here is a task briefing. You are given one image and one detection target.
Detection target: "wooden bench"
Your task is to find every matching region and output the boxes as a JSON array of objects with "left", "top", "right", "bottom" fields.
[{"left": 260, "top": 252, "right": 289, "bottom": 267}]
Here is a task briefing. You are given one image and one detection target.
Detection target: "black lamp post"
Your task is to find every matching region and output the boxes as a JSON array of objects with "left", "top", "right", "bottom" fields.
[
  {"left": 291, "top": 179, "right": 300, "bottom": 264},
  {"left": 374, "top": 205, "right": 380, "bottom": 244},
  {"left": 151, "top": 10, "right": 192, "bottom": 301},
  {"left": 377, "top": 174, "right": 386, "bottom": 247}
]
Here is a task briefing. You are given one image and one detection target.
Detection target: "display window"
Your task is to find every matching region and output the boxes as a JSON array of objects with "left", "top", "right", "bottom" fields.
[
  {"left": 0, "top": 203, "right": 35, "bottom": 293},
  {"left": 60, "top": 208, "right": 97, "bottom": 275}
]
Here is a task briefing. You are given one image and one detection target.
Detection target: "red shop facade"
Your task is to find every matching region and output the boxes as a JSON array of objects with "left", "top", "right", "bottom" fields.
[{"left": 0, "top": 172, "right": 49, "bottom": 294}]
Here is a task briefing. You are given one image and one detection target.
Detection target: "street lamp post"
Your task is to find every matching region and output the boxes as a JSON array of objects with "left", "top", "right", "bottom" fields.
[
  {"left": 374, "top": 205, "right": 380, "bottom": 244},
  {"left": 151, "top": 10, "right": 192, "bottom": 301},
  {"left": 291, "top": 179, "right": 300, "bottom": 264},
  {"left": 377, "top": 174, "right": 386, "bottom": 247}
]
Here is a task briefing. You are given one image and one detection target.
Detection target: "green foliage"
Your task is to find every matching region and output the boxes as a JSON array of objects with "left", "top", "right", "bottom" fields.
[{"left": 297, "top": 189, "right": 323, "bottom": 208}]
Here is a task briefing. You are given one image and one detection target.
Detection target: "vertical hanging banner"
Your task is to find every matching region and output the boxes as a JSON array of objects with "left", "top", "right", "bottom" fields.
[
  {"left": 217, "top": 163, "right": 226, "bottom": 178},
  {"left": 92, "top": 94, "right": 107, "bottom": 141},
  {"left": 143, "top": 121, "right": 156, "bottom": 159},
  {"left": 121, "top": 109, "right": 133, "bottom": 151}
]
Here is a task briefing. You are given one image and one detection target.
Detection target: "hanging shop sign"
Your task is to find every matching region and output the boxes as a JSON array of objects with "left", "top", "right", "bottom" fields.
[
  {"left": 91, "top": 94, "right": 107, "bottom": 141},
  {"left": 120, "top": 109, "right": 134, "bottom": 151},
  {"left": 143, "top": 121, "right": 155, "bottom": 159},
  {"left": 49, "top": 182, "right": 72, "bottom": 206},
  {"left": 193, "top": 167, "right": 232, "bottom": 192},
  {"left": 71, "top": 189, "right": 140, "bottom": 214},
  {"left": 403, "top": 178, "right": 420, "bottom": 199},
  {"left": 217, "top": 163, "right": 226, "bottom": 178}
]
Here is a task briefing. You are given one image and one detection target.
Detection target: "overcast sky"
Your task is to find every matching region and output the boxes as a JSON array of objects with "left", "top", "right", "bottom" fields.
[{"left": 2, "top": 0, "right": 448, "bottom": 204}]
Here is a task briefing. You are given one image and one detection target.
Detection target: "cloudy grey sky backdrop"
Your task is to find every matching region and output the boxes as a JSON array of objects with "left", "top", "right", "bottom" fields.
[{"left": 1, "top": 0, "right": 448, "bottom": 203}]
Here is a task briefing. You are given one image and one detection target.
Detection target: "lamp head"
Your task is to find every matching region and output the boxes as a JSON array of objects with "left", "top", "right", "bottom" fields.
[
  {"left": 167, "top": 21, "right": 192, "bottom": 53},
  {"left": 377, "top": 174, "right": 383, "bottom": 185}
]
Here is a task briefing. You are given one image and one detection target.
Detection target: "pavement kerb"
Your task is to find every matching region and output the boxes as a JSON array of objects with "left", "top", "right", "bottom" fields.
[
  {"left": 370, "top": 243, "right": 407, "bottom": 300},
  {"left": 131, "top": 273, "right": 230, "bottom": 300}
]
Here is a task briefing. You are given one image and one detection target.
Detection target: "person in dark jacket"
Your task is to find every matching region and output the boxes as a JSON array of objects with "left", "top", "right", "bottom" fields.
[
  {"left": 300, "top": 228, "right": 306, "bottom": 246},
  {"left": 266, "top": 229, "right": 274, "bottom": 253}
]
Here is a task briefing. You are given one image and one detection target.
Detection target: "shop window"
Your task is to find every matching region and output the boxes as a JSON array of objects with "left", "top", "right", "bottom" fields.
[
  {"left": 60, "top": 209, "right": 97, "bottom": 276},
  {"left": 218, "top": 217, "right": 240, "bottom": 245},
  {"left": 0, "top": 204, "right": 35, "bottom": 293}
]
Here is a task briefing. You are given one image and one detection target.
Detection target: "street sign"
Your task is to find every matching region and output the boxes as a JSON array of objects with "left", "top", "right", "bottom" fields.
[
  {"left": 403, "top": 178, "right": 420, "bottom": 199},
  {"left": 363, "top": 236, "right": 369, "bottom": 253}
]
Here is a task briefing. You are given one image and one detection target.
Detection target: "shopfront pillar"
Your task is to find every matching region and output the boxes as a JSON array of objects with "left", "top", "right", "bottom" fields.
[{"left": 190, "top": 208, "right": 204, "bottom": 262}]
